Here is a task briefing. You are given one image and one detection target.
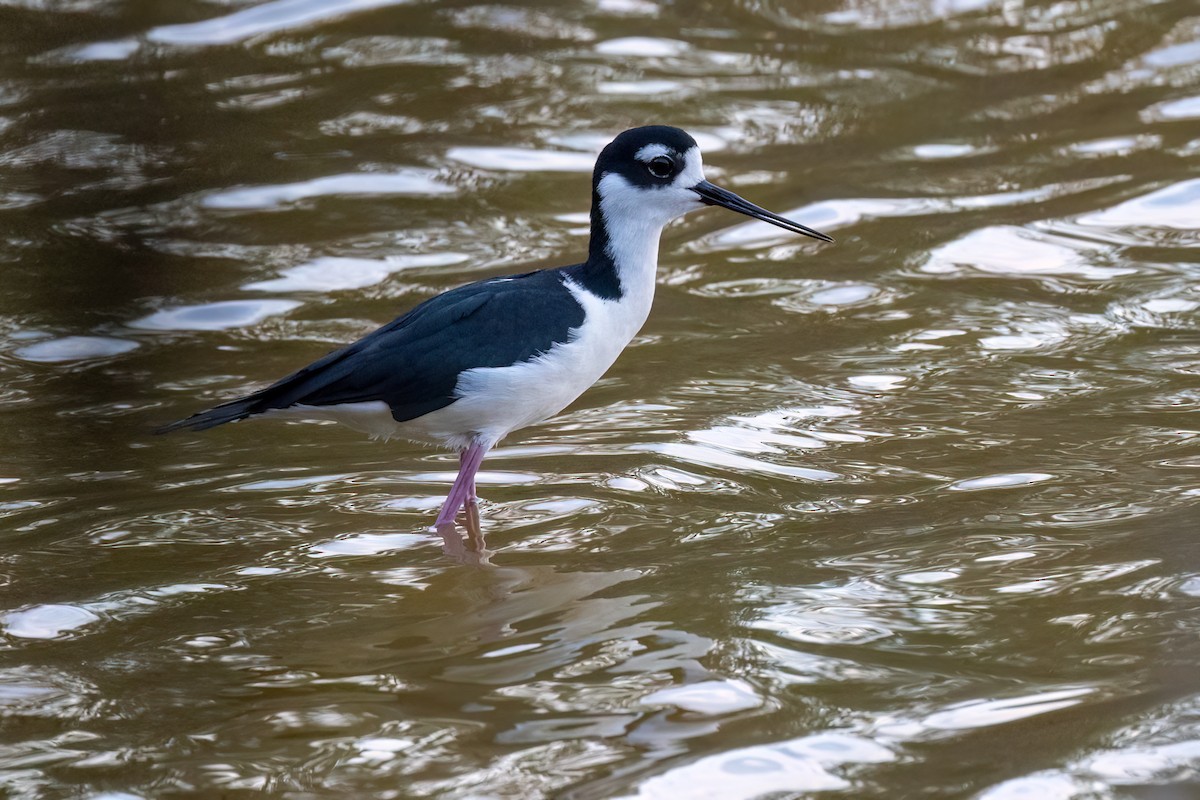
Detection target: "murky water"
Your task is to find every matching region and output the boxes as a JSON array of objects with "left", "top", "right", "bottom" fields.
[{"left": 2, "top": 1, "right": 1199, "bottom": 797}]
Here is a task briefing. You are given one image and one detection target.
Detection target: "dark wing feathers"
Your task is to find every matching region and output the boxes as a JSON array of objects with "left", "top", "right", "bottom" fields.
[{"left": 157, "top": 268, "right": 585, "bottom": 434}]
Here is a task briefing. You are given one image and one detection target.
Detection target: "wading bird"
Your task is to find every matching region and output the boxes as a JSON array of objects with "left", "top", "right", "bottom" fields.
[{"left": 159, "top": 126, "right": 832, "bottom": 528}]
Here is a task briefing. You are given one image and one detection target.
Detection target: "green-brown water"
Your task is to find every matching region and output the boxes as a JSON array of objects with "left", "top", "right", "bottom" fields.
[{"left": 2, "top": 1, "right": 1199, "bottom": 798}]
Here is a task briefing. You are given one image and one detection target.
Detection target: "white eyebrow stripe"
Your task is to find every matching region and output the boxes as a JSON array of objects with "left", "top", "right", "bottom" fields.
[{"left": 634, "top": 143, "right": 672, "bottom": 161}]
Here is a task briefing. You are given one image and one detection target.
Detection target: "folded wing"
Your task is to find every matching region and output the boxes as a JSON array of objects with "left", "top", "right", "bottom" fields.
[{"left": 157, "top": 269, "right": 585, "bottom": 433}]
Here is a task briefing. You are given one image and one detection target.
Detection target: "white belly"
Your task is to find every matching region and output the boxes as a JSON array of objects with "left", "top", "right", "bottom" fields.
[{"left": 280, "top": 279, "right": 652, "bottom": 451}]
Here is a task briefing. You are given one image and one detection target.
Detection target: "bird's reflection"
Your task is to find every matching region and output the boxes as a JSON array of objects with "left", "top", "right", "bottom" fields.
[{"left": 294, "top": 509, "right": 651, "bottom": 687}]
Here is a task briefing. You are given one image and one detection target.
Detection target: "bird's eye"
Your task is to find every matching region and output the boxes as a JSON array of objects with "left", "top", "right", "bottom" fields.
[{"left": 646, "top": 155, "right": 674, "bottom": 179}]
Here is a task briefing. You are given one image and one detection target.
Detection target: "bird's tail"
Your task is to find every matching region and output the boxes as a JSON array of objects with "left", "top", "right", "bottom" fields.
[
  {"left": 156, "top": 337, "right": 360, "bottom": 435},
  {"left": 154, "top": 395, "right": 266, "bottom": 434}
]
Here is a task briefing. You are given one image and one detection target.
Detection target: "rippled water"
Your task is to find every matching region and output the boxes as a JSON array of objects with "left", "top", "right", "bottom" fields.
[{"left": 2, "top": 1, "right": 1199, "bottom": 797}]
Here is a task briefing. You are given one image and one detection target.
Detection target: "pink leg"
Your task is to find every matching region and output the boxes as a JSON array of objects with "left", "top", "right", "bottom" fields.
[
  {"left": 433, "top": 441, "right": 489, "bottom": 528},
  {"left": 461, "top": 450, "right": 479, "bottom": 504}
]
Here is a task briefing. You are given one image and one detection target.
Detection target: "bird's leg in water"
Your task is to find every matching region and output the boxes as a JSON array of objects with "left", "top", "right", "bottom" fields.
[
  {"left": 459, "top": 449, "right": 483, "bottom": 540},
  {"left": 435, "top": 519, "right": 489, "bottom": 564},
  {"left": 433, "top": 441, "right": 489, "bottom": 528},
  {"left": 463, "top": 499, "right": 482, "bottom": 542}
]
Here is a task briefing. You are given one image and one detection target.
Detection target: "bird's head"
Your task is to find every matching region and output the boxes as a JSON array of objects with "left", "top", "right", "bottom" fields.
[{"left": 592, "top": 125, "right": 832, "bottom": 242}]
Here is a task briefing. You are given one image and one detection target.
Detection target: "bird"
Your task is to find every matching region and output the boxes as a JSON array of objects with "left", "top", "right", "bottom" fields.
[{"left": 158, "top": 125, "right": 832, "bottom": 529}]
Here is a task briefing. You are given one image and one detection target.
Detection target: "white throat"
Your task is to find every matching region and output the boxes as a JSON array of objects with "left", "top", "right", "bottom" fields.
[{"left": 596, "top": 177, "right": 668, "bottom": 306}]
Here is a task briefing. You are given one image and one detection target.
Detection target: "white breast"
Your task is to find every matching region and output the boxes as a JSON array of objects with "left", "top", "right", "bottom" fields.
[{"left": 402, "top": 277, "right": 652, "bottom": 450}]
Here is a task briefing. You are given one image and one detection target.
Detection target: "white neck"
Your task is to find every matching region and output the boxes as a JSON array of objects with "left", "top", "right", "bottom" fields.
[
  {"left": 596, "top": 174, "right": 672, "bottom": 316},
  {"left": 604, "top": 212, "right": 663, "bottom": 307}
]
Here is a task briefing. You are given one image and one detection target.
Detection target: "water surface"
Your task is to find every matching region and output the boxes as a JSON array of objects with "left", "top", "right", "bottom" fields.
[{"left": 1, "top": 0, "right": 1199, "bottom": 797}]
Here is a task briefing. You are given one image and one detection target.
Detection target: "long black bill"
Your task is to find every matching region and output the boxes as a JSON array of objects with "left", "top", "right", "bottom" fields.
[{"left": 692, "top": 180, "right": 833, "bottom": 243}]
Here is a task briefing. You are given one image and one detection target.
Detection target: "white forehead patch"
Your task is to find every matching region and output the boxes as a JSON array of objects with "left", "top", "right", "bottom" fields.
[{"left": 634, "top": 143, "right": 672, "bottom": 162}]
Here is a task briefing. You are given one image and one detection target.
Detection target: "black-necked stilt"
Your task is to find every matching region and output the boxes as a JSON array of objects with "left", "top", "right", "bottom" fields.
[{"left": 159, "top": 126, "right": 832, "bottom": 529}]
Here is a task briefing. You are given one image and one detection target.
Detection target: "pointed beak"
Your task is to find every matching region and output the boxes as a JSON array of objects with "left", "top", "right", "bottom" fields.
[{"left": 691, "top": 180, "right": 833, "bottom": 243}]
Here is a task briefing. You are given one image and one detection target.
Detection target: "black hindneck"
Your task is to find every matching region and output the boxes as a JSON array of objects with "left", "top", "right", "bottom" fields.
[{"left": 566, "top": 190, "right": 622, "bottom": 300}]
